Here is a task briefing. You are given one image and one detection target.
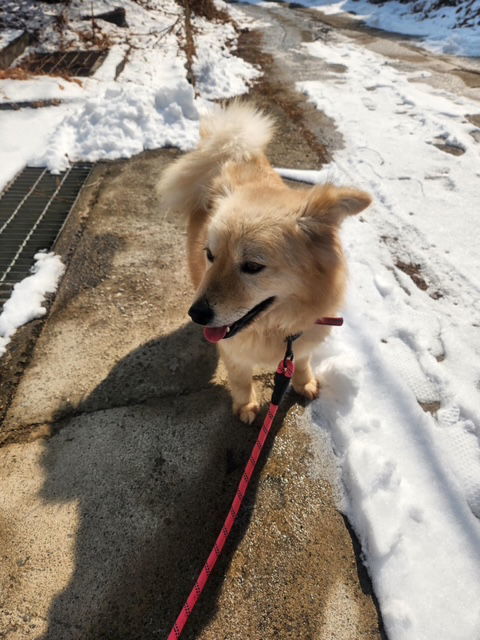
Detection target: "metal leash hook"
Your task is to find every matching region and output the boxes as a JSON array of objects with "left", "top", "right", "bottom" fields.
[{"left": 272, "top": 334, "right": 299, "bottom": 405}]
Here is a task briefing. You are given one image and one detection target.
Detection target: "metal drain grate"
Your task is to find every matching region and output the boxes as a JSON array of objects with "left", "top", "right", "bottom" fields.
[
  {"left": 0, "top": 163, "right": 93, "bottom": 308},
  {"left": 22, "top": 50, "right": 108, "bottom": 77}
]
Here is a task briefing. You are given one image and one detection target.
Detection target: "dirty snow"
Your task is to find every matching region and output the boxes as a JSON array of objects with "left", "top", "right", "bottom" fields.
[
  {"left": 256, "top": 0, "right": 480, "bottom": 57},
  {"left": 277, "top": 29, "right": 480, "bottom": 640},
  {"left": 0, "top": 252, "right": 65, "bottom": 357}
]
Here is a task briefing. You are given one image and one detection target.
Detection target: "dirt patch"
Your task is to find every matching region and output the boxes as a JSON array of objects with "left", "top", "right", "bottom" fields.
[
  {"left": 395, "top": 259, "right": 443, "bottom": 300},
  {"left": 0, "top": 319, "right": 46, "bottom": 431},
  {"left": 178, "top": 0, "right": 197, "bottom": 87},
  {"left": 395, "top": 260, "right": 428, "bottom": 291},
  {"left": 175, "top": 0, "right": 235, "bottom": 89},
  {"left": 433, "top": 137, "right": 466, "bottom": 156},
  {"left": 0, "top": 98, "right": 62, "bottom": 110},
  {"left": 467, "top": 114, "right": 480, "bottom": 142},
  {"left": 187, "top": 0, "right": 231, "bottom": 23},
  {"left": 419, "top": 400, "right": 441, "bottom": 415},
  {"left": 453, "top": 68, "right": 480, "bottom": 89},
  {"left": 467, "top": 114, "right": 480, "bottom": 128},
  {"left": 0, "top": 65, "right": 83, "bottom": 85},
  {"left": 236, "top": 29, "right": 332, "bottom": 168}
]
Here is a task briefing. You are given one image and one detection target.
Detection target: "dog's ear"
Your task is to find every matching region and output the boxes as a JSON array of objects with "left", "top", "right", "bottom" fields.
[{"left": 299, "top": 184, "right": 372, "bottom": 230}]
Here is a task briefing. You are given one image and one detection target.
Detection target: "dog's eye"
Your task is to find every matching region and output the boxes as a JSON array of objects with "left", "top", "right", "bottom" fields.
[
  {"left": 241, "top": 261, "right": 265, "bottom": 274},
  {"left": 205, "top": 248, "right": 214, "bottom": 262}
]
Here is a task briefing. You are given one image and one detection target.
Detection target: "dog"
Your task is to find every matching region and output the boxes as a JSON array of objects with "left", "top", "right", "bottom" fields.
[{"left": 159, "top": 101, "right": 372, "bottom": 423}]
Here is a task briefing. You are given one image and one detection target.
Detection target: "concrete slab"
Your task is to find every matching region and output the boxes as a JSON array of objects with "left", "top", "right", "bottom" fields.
[{"left": 0, "top": 392, "right": 381, "bottom": 639}]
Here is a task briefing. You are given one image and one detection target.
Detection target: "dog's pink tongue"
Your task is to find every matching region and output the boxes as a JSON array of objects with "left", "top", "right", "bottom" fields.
[{"left": 204, "top": 326, "right": 228, "bottom": 343}]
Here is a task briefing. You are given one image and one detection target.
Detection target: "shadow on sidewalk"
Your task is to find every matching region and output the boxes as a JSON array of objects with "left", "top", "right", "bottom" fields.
[{"left": 38, "top": 322, "right": 294, "bottom": 639}]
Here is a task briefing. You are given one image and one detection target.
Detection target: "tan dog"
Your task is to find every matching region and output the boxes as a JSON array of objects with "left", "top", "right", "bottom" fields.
[{"left": 159, "top": 102, "right": 371, "bottom": 423}]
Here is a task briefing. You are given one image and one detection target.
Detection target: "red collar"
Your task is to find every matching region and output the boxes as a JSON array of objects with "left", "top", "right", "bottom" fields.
[{"left": 315, "top": 317, "right": 343, "bottom": 326}]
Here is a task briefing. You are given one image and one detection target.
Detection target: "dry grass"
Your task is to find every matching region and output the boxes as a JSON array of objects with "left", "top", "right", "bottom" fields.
[
  {"left": 77, "top": 26, "right": 113, "bottom": 50},
  {"left": 187, "top": 0, "right": 231, "bottom": 23},
  {"left": 0, "top": 67, "right": 33, "bottom": 81},
  {"left": 0, "top": 64, "right": 83, "bottom": 86}
]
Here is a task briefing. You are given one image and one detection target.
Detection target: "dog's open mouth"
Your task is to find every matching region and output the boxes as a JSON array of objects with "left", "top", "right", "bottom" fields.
[{"left": 203, "top": 297, "right": 275, "bottom": 344}]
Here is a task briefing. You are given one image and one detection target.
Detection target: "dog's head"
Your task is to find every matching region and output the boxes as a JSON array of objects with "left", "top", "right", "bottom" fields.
[{"left": 189, "top": 183, "right": 371, "bottom": 342}]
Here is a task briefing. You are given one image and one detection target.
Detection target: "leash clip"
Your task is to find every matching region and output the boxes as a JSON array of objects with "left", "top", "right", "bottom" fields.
[
  {"left": 271, "top": 334, "right": 299, "bottom": 405},
  {"left": 283, "top": 333, "right": 300, "bottom": 369}
]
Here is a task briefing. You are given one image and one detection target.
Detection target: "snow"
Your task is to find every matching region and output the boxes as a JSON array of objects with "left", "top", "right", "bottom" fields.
[
  {"left": 247, "top": 0, "right": 480, "bottom": 57},
  {"left": 0, "top": 0, "right": 261, "bottom": 190},
  {"left": 0, "top": 252, "right": 65, "bottom": 357},
  {"left": 277, "top": 29, "right": 480, "bottom": 640},
  {"left": 0, "top": 29, "right": 24, "bottom": 49},
  {"left": 193, "top": 18, "right": 261, "bottom": 99}
]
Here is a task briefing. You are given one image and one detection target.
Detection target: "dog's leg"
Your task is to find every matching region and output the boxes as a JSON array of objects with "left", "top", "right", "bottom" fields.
[
  {"left": 292, "top": 356, "right": 320, "bottom": 400},
  {"left": 220, "top": 349, "right": 259, "bottom": 424}
]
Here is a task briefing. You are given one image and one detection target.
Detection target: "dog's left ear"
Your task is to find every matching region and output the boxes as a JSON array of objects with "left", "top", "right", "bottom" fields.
[{"left": 299, "top": 184, "right": 372, "bottom": 229}]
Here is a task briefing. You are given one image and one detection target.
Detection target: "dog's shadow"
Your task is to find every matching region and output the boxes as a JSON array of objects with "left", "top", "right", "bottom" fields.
[{"left": 39, "top": 322, "right": 295, "bottom": 639}]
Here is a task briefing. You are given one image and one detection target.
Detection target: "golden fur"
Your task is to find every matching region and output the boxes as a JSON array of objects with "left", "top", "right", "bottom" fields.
[{"left": 159, "top": 102, "right": 372, "bottom": 423}]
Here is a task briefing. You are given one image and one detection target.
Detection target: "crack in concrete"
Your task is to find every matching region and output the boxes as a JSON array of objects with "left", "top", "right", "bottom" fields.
[{"left": 1, "top": 381, "right": 218, "bottom": 445}]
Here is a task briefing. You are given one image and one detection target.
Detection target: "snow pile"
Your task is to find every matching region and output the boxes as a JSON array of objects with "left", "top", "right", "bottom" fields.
[
  {"left": 282, "top": 31, "right": 480, "bottom": 640},
  {"left": 38, "top": 78, "right": 200, "bottom": 172},
  {"left": 193, "top": 17, "right": 261, "bottom": 99},
  {"left": 0, "top": 252, "right": 65, "bottom": 357},
  {"left": 264, "top": 0, "right": 480, "bottom": 56}
]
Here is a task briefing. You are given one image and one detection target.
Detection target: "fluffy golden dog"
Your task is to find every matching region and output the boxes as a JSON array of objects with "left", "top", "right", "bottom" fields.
[{"left": 159, "top": 102, "right": 371, "bottom": 423}]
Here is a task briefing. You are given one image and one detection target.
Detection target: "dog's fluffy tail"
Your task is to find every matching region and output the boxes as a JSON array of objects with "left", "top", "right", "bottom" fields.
[
  {"left": 159, "top": 101, "right": 275, "bottom": 214},
  {"left": 199, "top": 101, "right": 274, "bottom": 158}
]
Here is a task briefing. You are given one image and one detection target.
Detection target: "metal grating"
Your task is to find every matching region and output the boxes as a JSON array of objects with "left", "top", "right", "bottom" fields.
[
  {"left": 0, "top": 163, "right": 93, "bottom": 308},
  {"left": 21, "top": 50, "right": 108, "bottom": 77},
  {"left": 0, "top": 99, "right": 62, "bottom": 111}
]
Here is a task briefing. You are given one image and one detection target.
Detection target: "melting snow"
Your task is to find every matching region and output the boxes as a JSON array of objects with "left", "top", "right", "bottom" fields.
[
  {"left": 0, "top": 252, "right": 65, "bottom": 357},
  {"left": 278, "top": 29, "right": 480, "bottom": 640}
]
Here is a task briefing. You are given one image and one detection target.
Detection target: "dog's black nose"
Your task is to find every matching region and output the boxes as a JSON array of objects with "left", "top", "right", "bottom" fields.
[{"left": 188, "top": 297, "right": 214, "bottom": 325}]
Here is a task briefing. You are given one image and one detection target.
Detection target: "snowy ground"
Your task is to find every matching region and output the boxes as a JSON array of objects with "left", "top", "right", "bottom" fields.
[
  {"left": 0, "top": 0, "right": 259, "bottom": 353},
  {"left": 276, "top": 28, "right": 480, "bottom": 640},
  {"left": 251, "top": 0, "right": 480, "bottom": 56}
]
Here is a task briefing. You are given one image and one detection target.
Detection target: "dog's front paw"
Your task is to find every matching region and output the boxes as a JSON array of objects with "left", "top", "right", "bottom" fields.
[
  {"left": 292, "top": 378, "right": 320, "bottom": 400},
  {"left": 234, "top": 401, "right": 260, "bottom": 424}
]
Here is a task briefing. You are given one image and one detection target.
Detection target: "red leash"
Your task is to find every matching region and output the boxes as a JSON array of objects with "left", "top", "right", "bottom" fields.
[
  {"left": 167, "top": 318, "right": 342, "bottom": 639},
  {"left": 167, "top": 347, "right": 295, "bottom": 639}
]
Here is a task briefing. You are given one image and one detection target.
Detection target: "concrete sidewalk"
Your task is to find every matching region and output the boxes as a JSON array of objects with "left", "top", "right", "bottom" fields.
[{"left": 0, "top": 78, "right": 384, "bottom": 640}]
